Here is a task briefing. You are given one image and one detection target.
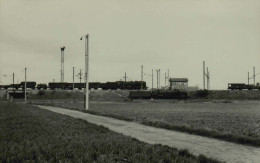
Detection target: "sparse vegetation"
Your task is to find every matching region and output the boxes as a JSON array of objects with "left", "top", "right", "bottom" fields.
[{"left": 0, "top": 102, "right": 220, "bottom": 162}]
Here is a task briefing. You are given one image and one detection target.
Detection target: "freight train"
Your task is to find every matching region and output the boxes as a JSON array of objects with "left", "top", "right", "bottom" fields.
[
  {"left": 228, "top": 83, "right": 260, "bottom": 90},
  {"left": 0, "top": 81, "right": 146, "bottom": 90},
  {"left": 0, "top": 82, "right": 37, "bottom": 90}
]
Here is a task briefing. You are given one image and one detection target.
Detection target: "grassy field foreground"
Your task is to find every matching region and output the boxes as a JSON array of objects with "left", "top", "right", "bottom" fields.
[
  {"left": 0, "top": 102, "right": 219, "bottom": 162},
  {"left": 35, "top": 100, "right": 260, "bottom": 147}
]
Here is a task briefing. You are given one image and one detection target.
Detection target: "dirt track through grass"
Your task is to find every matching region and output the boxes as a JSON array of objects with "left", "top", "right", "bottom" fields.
[{"left": 37, "top": 105, "right": 260, "bottom": 163}]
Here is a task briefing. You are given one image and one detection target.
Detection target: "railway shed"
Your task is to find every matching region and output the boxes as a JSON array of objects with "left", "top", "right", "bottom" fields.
[{"left": 169, "top": 78, "right": 188, "bottom": 90}]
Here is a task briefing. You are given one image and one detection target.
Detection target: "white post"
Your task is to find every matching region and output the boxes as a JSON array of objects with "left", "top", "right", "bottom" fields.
[
  {"left": 25, "top": 67, "right": 27, "bottom": 103},
  {"left": 81, "top": 34, "right": 89, "bottom": 110}
]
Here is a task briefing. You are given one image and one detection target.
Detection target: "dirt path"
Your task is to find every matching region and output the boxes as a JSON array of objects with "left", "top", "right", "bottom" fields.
[{"left": 36, "top": 105, "right": 260, "bottom": 163}]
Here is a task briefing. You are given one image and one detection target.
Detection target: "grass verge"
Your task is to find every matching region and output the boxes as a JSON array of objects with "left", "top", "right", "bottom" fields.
[
  {"left": 35, "top": 102, "right": 260, "bottom": 147},
  {"left": 0, "top": 102, "right": 220, "bottom": 162}
]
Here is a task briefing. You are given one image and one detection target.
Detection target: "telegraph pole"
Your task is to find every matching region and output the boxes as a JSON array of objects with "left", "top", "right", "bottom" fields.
[
  {"left": 253, "top": 66, "right": 255, "bottom": 85},
  {"left": 208, "top": 70, "right": 210, "bottom": 90},
  {"left": 168, "top": 69, "right": 169, "bottom": 87},
  {"left": 80, "top": 34, "right": 89, "bottom": 110},
  {"left": 60, "top": 46, "right": 65, "bottom": 82},
  {"left": 207, "top": 67, "right": 209, "bottom": 90},
  {"left": 141, "top": 65, "right": 143, "bottom": 90},
  {"left": 152, "top": 69, "right": 153, "bottom": 90},
  {"left": 123, "top": 72, "right": 128, "bottom": 82},
  {"left": 248, "top": 72, "right": 249, "bottom": 85},
  {"left": 203, "top": 61, "right": 205, "bottom": 90},
  {"left": 159, "top": 69, "right": 160, "bottom": 89},
  {"left": 73, "top": 67, "right": 75, "bottom": 90},
  {"left": 165, "top": 72, "right": 167, "bottom": 87},
  {"left": 78, "top": 69, "right": 83, "bottom": 83},
  {"left": 13, "top": 73, "right": 14, "bottom": 91},
  {"left": 156, "top": 69, "right": 159, "bottom": 89},
  {"left": 24, "top": 68, "right": 27, "bottom": 103}
]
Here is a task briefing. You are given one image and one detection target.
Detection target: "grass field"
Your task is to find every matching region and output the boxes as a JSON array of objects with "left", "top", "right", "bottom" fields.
[
  {"left": 33, "top": 99, "right": 260, "bottom": 146},
  {"left": 0, "top": 101, "right": 219, "bottom": 162}
]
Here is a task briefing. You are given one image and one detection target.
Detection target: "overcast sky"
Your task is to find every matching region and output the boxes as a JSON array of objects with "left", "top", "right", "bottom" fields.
[{"left": 0, "top": 0, "right": 259, "bottom": 89}]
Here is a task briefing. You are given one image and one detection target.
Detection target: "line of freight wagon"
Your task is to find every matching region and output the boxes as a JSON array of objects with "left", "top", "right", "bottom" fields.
[{"left": 0, "top": 81, "right": 147, "bottom": 90}]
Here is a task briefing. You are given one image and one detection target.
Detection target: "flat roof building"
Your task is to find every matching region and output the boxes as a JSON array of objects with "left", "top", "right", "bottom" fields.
[{"left": 169, "top": 78, "right": 188, "bottom": 90}]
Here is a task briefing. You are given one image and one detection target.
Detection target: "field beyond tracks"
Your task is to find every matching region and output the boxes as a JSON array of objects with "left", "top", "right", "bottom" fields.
[
  {"left": 33, "top": 99, "right": 260, "bottom": 146},
  {"left": 0, "top": 101, "right": 219, "bottom": 162}
]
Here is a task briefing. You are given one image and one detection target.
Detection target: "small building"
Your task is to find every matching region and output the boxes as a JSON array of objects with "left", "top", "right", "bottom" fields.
[{"left": 169, "top": 78, "right": 188, "bottom": 90}]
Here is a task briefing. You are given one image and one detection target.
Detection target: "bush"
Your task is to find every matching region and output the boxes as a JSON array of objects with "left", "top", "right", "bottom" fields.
[
  {"left": 162, "top": 91, "right": 188, "bottom": 99},
  {"left": 195, "top": 90, "right": 209, "bottom": 98},
  {"left": 37, "top": 90, "right": 45, "bottom": 96}
]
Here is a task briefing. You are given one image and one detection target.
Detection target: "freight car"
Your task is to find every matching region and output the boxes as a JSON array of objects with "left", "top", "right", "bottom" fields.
[
  {"left": 48, "top": 82, "right": 102, "bottom": 90},
  {"left": 21, "top": 81, "right": 37, "bottom": 89},
  {"left": 0, "top": 81, "right": 36, "bottom": 90},
  {"left": 228, "top": 83, "right": 260, "bottom": 90},
  {"left": 1, "top": 81, "right": 147, "bottom": 90},
  {"left": 129, "top": 90, "right": 188, "bottom": 99},
  {"left": 37, "top": 83, "right": 48, "bottom": 90}
]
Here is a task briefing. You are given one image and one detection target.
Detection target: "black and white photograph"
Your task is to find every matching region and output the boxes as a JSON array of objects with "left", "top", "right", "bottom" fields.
[{"left": 0, "top": 0, "right": 260, "bottom": 162}]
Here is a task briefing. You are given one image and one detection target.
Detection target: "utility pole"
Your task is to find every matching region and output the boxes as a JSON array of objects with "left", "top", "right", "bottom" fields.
[
  {"left": 24, "top": 68, "right": 27, "bottom": 103},
  {"left": 253, "top": 66, "right": 255, "bottom": 85},
  {"left": 141, "top": 65, "right": 143, "bottom": 90},
  {"left": 156, "top": 69, "right": 160, "bottom": 89},
  {"left": 60, "top": 46, "right": 65, "bottom": 82},
  {"left": 13, "top": 73, "right": 14, "bottom": 91},
  {"left": 80, "top": 34, "right": 89, "bottom": 110},
  {"left": 203, "top": 61, "right": 205, "bottom": 90},
  {"left": 165, "top": 72, "right": 167, "bottom": 87},
  {"left": 123, "top": 72, "right": 128, "bottom": 82},
  {"left": 78, "top": 69, "right": 83, "bottom": 83},
  {"left": 167, "top": 69, "right": 169, "bottom": 87},
  {"left": 152, "top": 69, "right": 153, "bottom": 90},
  {"left": 206, "top": 67, "right": 209, "bottom": 90},
  {"left": 159, "top": 69, "right": 160, "bottom": 89},
  {"left": 208, "top": 71, "right": 210, "bottom": 90},
  {"left": 248, "top": 72, "right": 249, "bottom": 85},
  {"left": 73, "top": 67, "right": 75, "bottom": 90}
]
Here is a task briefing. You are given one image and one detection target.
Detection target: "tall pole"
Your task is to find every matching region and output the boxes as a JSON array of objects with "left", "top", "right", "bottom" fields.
[
  {"left": 248, "top": 72, "right": 249, "bottom": 85},
  {"left": 141, "top": 65, "right": 143, "bottom": 90},
  {"left": 152, "top": 69, "right": 153, "bottom": 90},
  {"left": 168, "top": 69, "right": 169, "bottom": 87},
  {"left": 86, "top": 35, "right": 89, "bottom": 110},
  {"left": 207, "top": 67, "right": 209, "bottom": 90},
  {"left": 13, "top": 73, "right": 14, "bottom": 91},
  {"left": 79, "top": 69, "right": 82, "bottom": 83},
  {"left": 60, "top": 47, "right": 65, "bottom": 82},
  {"left": 165, "top": 72, "right": 166, "bottom": 87},
  {"left": 73, "top": 67, "right": 75, "bottom": 90},
  {"left": 159, "top": 69, "right": 160, "bottom": 89},
  {"left": 253, "top": 66, "right": 255, "bottom": 85},
  {"left": 123, "top": 72, "right": 128, "bottom": 82},
  {"left": 208, "top": 71, "right": 210, "bottom": 90},
  {"left": 25, "top": 68, "right": 27, "bottom": 103},
  {"left": 203, "top": 61, "right": 205, "bottom": 90},
  {"left": 156, "top": 69, "right": 159, "bottom": 89},
  {"left": 80, "top": 34, "right": 89, "bottom": 110}
]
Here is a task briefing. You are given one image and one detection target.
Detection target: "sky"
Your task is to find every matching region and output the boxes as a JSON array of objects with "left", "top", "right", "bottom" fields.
[{"left": 0, "top": 0, "right": 260, "bottom": 90}]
